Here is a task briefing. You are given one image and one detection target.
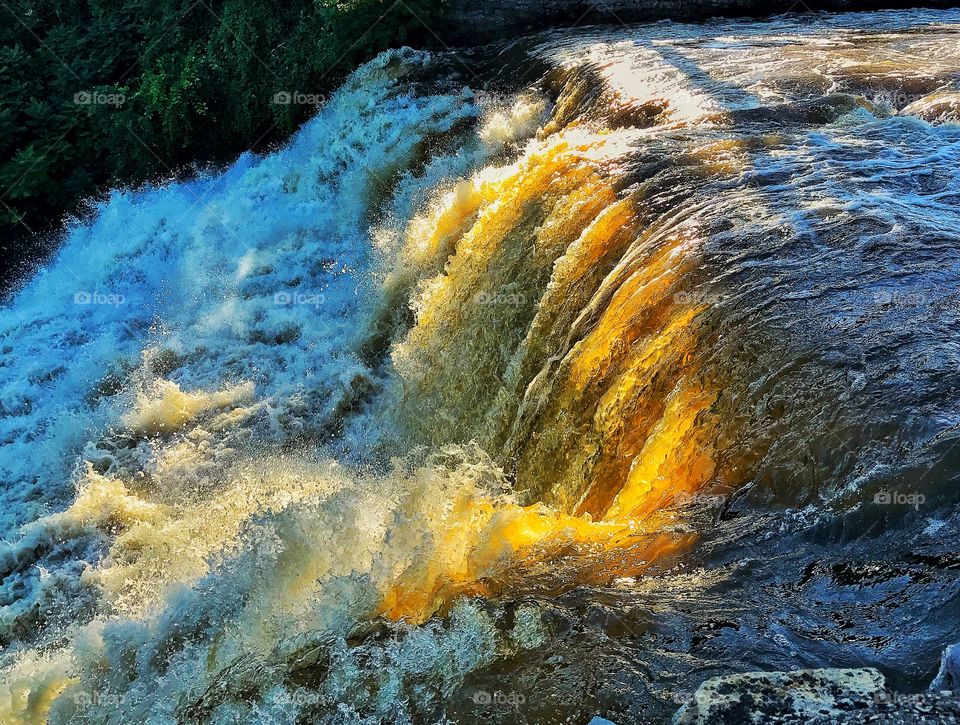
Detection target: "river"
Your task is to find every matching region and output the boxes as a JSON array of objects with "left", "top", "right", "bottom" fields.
[{"left": 1, "top": 8, "right": 960, "bottom": 724}]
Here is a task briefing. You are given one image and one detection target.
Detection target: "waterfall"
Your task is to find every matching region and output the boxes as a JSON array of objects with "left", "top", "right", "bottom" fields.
[{"left": 2, "top": 10, "right": 960, "bottom": 723}]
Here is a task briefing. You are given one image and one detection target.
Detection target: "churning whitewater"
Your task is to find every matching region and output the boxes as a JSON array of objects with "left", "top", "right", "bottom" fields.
[{"left": 3, "top": 8, "right": 960, "bottom": 724}]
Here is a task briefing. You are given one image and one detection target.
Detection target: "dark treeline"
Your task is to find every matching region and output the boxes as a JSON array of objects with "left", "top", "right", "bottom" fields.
[{"left": 0, "top": 0, "right": 441, "bottom": 293}]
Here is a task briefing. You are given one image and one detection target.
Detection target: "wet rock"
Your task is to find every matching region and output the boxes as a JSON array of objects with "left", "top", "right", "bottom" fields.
[
  {"left": 899, "top": 92, "right": 960, "bottom": 125},
  {"left": 931, "top": 643, "right": 960, "bottom": 692},
  {"left": 672, "top": 667, "right": 885, "bottom": 724}
]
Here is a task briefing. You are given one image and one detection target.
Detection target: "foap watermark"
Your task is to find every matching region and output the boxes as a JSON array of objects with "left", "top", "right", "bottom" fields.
[
  {"left": 873, "top": 489, "right": 925, "bottom": 507},
  {"left": 871, "top": 290, "right": 929, "bottom": 307},
  {"left": 274, "top": 291, "right": 326, "bottom": 308},
  {"left": 74, "top": 290, "right": 126, "bottom": 306},
  {"left": 272, "top": 91, "right": 327, "bottom": 107},
  {"left": 873, "top": 690, "right": 953, "bottom": 706},
  {"left": 674, "top": 291, "right": 727, "bottom": 305},
  {"left": 871, "top": 90, "right": 925, "bottom": 109},
  {"left": 472, "top": 291, "right": 526, "bottom": 306},
  {"left": 73, "top": 690, "right": 126, "bottom": 709},
  {"left": 468, "top": 690, "right": 526, "bottom": 707},
  {"left": 674, "top": 491, "right": 727, "bottom": 508},
  {"left": 74, "top": 90, "right": 125, "bottom": 107},
  {"left": 271, "top": 691, "right": 333, "bottom": 707}
]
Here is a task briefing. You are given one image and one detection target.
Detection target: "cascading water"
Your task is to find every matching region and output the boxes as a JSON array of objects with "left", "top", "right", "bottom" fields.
[{"left": 2, "top": 8, "right": 960, "bottom": 724}]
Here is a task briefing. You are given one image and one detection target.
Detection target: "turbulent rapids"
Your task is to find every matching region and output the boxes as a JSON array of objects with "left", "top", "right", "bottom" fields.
[{"left": 3, "top": 8, "right": 960, "bottom": 724}]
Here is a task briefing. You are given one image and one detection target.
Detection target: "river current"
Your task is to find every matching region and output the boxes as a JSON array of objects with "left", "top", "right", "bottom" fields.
[{"left": 2, "top": 8, "right": 960, "bottom": 724}]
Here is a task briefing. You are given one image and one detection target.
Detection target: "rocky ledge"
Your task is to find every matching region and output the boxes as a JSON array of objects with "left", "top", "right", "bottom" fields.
[{"left": 673, "top": 666, "right": 960, "bottom": 724}]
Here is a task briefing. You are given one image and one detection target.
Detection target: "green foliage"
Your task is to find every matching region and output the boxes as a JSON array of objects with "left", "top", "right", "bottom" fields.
[{"left": 0, "top": 0, "right": 445, "bottom": 272}]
